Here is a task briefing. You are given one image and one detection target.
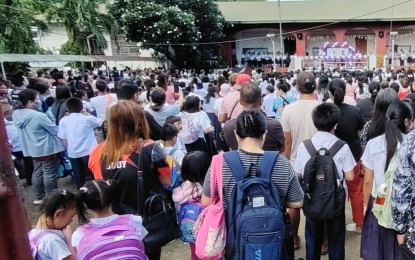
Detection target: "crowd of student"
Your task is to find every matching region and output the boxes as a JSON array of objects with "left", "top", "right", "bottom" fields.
[{"left": 2, "top": 65, "right": 415, "bottom": 260}]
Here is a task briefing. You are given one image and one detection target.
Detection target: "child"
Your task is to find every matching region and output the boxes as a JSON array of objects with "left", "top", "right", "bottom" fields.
[
  {"left": 45, "top": 96, "right": 57, "bottom": 122},
  {"left": 72, "top": 180, "right": 148, "bottom": 259},
  {"left": 262, "top": 84, "right": 277, "bottom": 118},
  {"left": 172, "top": 151, "right": 210, "bottom": 260},
  {"left": 294, "top": 102, "right": 355, "bottom": 260},
  {"left": 75, "top": 90, "right": 94, "bottom": 114},
  {"left": 165, "top": 115, "right": 187, "bottom": 154},
  {"left": 162, "top": 123, "right": 186, "bottom": 167},
  {"left": 29, "top": 189, "right": 77, "bottom": 260},
  {"left": 58, "top": 97, "right": 102, "bottom": 188}
]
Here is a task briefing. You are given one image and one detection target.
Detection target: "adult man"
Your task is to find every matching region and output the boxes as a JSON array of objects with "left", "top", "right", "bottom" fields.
[
  {"left": 281, "top": 71, "right": 319, "bottom": 250},
  {"left": 223, "top": 82, "right": 285, "bottom": 152},
  {"left": 218, "top": 73, "right": 250, "bottom": 123},
  {"left": 113, "top": 79, "right": 163, "bottom": 140}
]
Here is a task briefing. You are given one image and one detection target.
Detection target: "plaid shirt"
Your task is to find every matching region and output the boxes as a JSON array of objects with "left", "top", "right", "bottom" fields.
[{"left": 392, "top": 130, "right": 415, "bottom": 254}]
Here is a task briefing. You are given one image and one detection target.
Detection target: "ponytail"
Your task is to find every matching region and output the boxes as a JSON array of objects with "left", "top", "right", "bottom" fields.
[
  {"left": 333, "top": 87, "right": 345, "bottom": 106},
  {"left": 328, "top": 79, "right": 346, "bottom": 106}
]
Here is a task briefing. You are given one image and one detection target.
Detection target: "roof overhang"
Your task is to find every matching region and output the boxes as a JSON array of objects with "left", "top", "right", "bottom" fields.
[{"left": 0, "top": 54, "right": 158, "bottom": 63}]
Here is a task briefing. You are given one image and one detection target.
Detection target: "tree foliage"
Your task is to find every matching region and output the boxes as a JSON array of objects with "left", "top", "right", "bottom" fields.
[
  {"left": 0, "top": 0, "right": 48, "bottom": 54},
  {"left": 111, "top": 0, "right": 228, "bottom": 69},
  {"left": 46, "top": 0, "right": 119, "bottom": 55}
]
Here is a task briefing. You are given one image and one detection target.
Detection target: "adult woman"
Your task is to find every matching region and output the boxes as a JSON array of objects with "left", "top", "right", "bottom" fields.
[
  {"left": 179, "top": 95, "right": 214, "bottom": 153},
  {"left": 201, "top": 110, "right": 304, "bottom": 259},
  {"left": 13, "top": 89, "right": 65, "bottom": 204},
  {"left": 361, "top": 101, "right": 413, "bottom": 260},
  {"left": 145, "top": 88, "right": 180, "bottom": 126},
  {"left": 357, "top": 81, "right": 380, "bottom": 122},
  {"left": 88, "top": 100, "right": 164, "bottom": 259},
  {"left": 51, "top": 85, "right": 72, "bottom": 125},
  {"left": 157, "top": 73, "right": 178, "bottom": 105},
  {"left": 360, "top": 88, "right": 399, "bottom": 146},
  {"left": 316, "top": 74, "right": 329, "bottom": 102},
  {"left": 329, "top": 78, "right": 365, "bottom": 233}
]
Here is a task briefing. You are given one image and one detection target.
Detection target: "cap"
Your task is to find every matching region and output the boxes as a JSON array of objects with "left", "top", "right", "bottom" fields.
[
  {"left": 219, "top": 83, "right": 231, "bottom": 97},
  {"left": 296, "top": 71, "right": 316, "bottom": 89},
  {"left": 234, "top": 74, "right": 251, "bottom": 89}
]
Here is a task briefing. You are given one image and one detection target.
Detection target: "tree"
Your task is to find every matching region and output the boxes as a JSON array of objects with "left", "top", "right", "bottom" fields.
[
  {"left": 111, "top": 0, "right": 228, "bottom": 69},
  {"left": 0, "top": 0, "right": 48, "bottom": 54},
  {"left": 46, "top": 0, "right": 119, "bottom": 55}
]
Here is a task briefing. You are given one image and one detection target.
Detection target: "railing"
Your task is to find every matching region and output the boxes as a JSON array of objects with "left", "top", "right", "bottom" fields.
[{"left": 302, "top": 59, "right": 369, "bottom": 70}]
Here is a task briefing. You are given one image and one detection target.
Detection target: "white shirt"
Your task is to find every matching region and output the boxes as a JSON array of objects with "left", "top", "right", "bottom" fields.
[
  {"left": 163, "top": 146, "right": 186, "bottom": 167},
  {"left": 90, "top": 94, "right": 118, "bottom": 120},
  {"left": 294, "top": 131, "right": 356, "bottom": 185},
  {"left": 361, "top": 134, "right": 401, "bottom": 197},
  {"left": 262, "top": 93, "right": 277, "bottom": 118},
  {"left": 29, "top": 229, "right": 71, "bottom": 260},
  {"left": 58, "top": 113, "right": 102, "bottom": 158},
  {"left": 214, "top": 97, "right": 224, "bottom": 115},
  {"left": 259, "top": 81, "right": 269, "bottom": 95},
  {"left": 180, "top": 111, "right": 212, "bottom": 139}
]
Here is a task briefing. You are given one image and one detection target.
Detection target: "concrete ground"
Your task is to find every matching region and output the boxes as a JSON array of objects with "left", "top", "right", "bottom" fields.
[{"left": 23, "top": 177, "right": 362, "bottom": 260}]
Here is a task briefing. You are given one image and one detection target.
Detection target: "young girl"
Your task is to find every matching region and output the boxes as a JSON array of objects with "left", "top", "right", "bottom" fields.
[
  {"left": 72, "top": 180, "right": 148, "bottom": 260},
  {"left": 29, "top": 189, "right": 77, "bottom": 260},
  {"left": 172, "top": 151, "right": 211, "bottom": 260}
]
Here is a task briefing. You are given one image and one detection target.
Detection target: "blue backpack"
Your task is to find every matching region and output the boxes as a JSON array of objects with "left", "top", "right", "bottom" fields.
[
  {"left": 224, "top": 151, "right": 285, "bottom": 260},
  {"left": 178, "top": 201, "right": 203, "bottom": 243}
]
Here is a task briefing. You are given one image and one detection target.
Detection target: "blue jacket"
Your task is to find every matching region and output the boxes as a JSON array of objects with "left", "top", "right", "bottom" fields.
[{"left": 13, "top": 109, "right": 65, "bottom": 157}]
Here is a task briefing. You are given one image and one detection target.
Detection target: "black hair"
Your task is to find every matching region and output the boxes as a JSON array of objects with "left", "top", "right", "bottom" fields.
[
  {"left": 240, "top": 82, "right": 261, "bottom": 105},
  {"left": 143, "top": 79, "right": 156, "bottom": 102},
  {"left": 328, "top": 79, "right": 346, "bottom": 106},
  {"left": 55, "top": 85, "right": 72, "bottom": 101},
  {"left": 17, "top": 89, "right": 38, "bottom": 107},
  {"left": 34, "top": 83, "right": 49, "bottom": 95},
  {"left": 66, "top": 97, "right": 83, "bottom": 113},
  {"left": 357, "top": 81, "right": 364, "bottom": 95},
  {"left": 75, "top": 90, "right": 86, "bottom": 99},
  {"left": 384, "top": 101, "right": 413, "bottom": 169},
  {"left": 45, "top": 96, "right": 56, "bottom": 107},
  {"left": 181, "top": 151, "right": 210, "bottom": 184},
  {"left": 150, "top": 88, "right": 166, "bottom": 112},
  {"left": 10, "top": 72, "right": 25, "bottom": 87},
  {"left": 179, "top": 82, "right": 186, "bottom": 89},
  {"left": 405, "top": 93, "right": 415, "bottom": 104},
  {"left": 204, "top": 85, "right": 216, "bottom": 104},
  {"left": 184, "top": 95, "right": 200, "bottom": 113},
  {"left": 39, "top": 189, "right": 76, "bottom": 219},
  {"left": 165, "top": 115, "right": 181, "bottom": 125},
  {"left": 162, "top": 123, "right": 179, "bottom": 141},
  {"left": 115, "top": 79, "right": 138, "bottom": 100},
  {"left": 317, "top": 75, "right": 329, "bottom": 94},
  {"left": 235, "top": 110, "right": 267, "bottom": 139},
  {"left": 277, "top": 79, "right": 290, "bottom": 93},
  {"left": 96, "top": 80, "right": 107, "bottom": 92},
  {"left": 368, "top": 81, "right": 380, "bottom": 103},
  {"left": 389, "top": 81, "right": 400, "bottom": 92},
  {"left": 157, "top": 73, "right": 169, "bottom": 90},
  {"left": 312, "top": 102, "right": 341, "bottom": 132},
  {"left": 76, "top": 180, "right": 120, "bottom": 224},
  {"left": 266, "top": 84, "right": 274, "bottom": 93},
  {"left": 367, "top": 88, "right": 399, "bottom": 141}
]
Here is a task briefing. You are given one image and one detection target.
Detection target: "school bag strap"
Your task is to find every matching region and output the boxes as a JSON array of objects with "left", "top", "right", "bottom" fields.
[
  {"left": 168, "top": 149, "right": 177, "bottom": 156},
  {"left": 303, "top": 139, "right": 345, "bottom": 158},
  {"left": 224, "top": 150, "right": 279, "bottom": 181}
]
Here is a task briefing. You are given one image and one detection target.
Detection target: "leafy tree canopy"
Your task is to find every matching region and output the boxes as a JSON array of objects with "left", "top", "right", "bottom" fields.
[{"left": 111, "top": 0, "right": 229, "bottom": 69}]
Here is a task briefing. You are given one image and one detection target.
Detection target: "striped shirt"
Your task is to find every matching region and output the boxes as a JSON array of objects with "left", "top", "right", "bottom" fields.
[{"left": 202, "top": 150, "right": 304, "bottom": 210}]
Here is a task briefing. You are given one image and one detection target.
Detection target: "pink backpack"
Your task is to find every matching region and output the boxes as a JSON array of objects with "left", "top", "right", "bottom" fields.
[
  {"left": 194, "top": 152, "right": 226, "bottom": 259},
  {"left": 29, "top": 230, "right": 62, "bottom": 259},
  {"left": 76, "top": 214, "right": 147, "bottom": 260}
]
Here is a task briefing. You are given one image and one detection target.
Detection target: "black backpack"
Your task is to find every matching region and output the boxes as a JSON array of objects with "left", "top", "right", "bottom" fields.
[{"left": 301, "top": 139, "right": 346, "bottom": 221}]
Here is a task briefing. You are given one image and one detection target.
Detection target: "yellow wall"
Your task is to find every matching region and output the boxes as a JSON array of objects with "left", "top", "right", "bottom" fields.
[{"left": 217, "top": 0, "right": 415, "bottom": 23}]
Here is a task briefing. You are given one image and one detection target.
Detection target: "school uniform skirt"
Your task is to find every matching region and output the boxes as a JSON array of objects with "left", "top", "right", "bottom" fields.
[{"left": 360, "top": 196, "right": 400, "bottom": 260}]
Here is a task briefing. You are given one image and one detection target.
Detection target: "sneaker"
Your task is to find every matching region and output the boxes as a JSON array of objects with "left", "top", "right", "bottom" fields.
[
  {"left": 346, "top": 223, "right": 362, "bottom": 234},
  {"left": 33, "top": 200, "right": 43, "bottom": 205}
]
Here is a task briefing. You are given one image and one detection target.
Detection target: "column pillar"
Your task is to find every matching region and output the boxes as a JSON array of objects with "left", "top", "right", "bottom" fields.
[
  {"left": 333, "top": 29, "right": 347, "bottom": 42},
  {"left": 295, "top": 33, "right": 306, "bottom": 56}
]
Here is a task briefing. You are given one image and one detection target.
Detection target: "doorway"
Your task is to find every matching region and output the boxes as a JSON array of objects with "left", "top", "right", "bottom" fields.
[{"left": 355, "top": 36, "right": 367, "bottom": 54}]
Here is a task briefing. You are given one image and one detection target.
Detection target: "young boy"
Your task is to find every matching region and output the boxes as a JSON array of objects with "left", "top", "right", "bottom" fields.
[
  {"left": 262, "top": 84, "right": 276, "bottom": 118},
  {"left": 294, "top": 102, "right": 355, "bottom": 260},
  {"left": 58, "top": 97, "right": 102, "bottom": 188},
  {"left": 165, "top": 116, "right": 187, "bottom": 154},
  {"left": 162, "top": 123, "right": 186, "bottom": 167}
]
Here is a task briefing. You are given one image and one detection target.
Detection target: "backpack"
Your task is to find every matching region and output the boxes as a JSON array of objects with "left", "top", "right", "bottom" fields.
[
  {"left": 178, "top": 200, "right": 204, "bottom": 243},
  {"left": 301, "top": 139, "right": 346, "bottom": 221},
  {"left": 372, "top": 153, "right": 398, "bottom": 229},
  {"left": 29, "top": 231, "right": 58, "bottom": 259},
  {"left": 76, "top": 215, "right": 147, "bottom": 260},
  {"left": 151, "top": 140, "right": 181, "bottom": 190},
  {"left": 194, "top": 152, "right": 226, "bottom": 259},
  {"left": 180, "top": 113, "right": 199, "bottom": 144},
  {"left": 224, "top": 151, "right": 285, "bottom": 260}
]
